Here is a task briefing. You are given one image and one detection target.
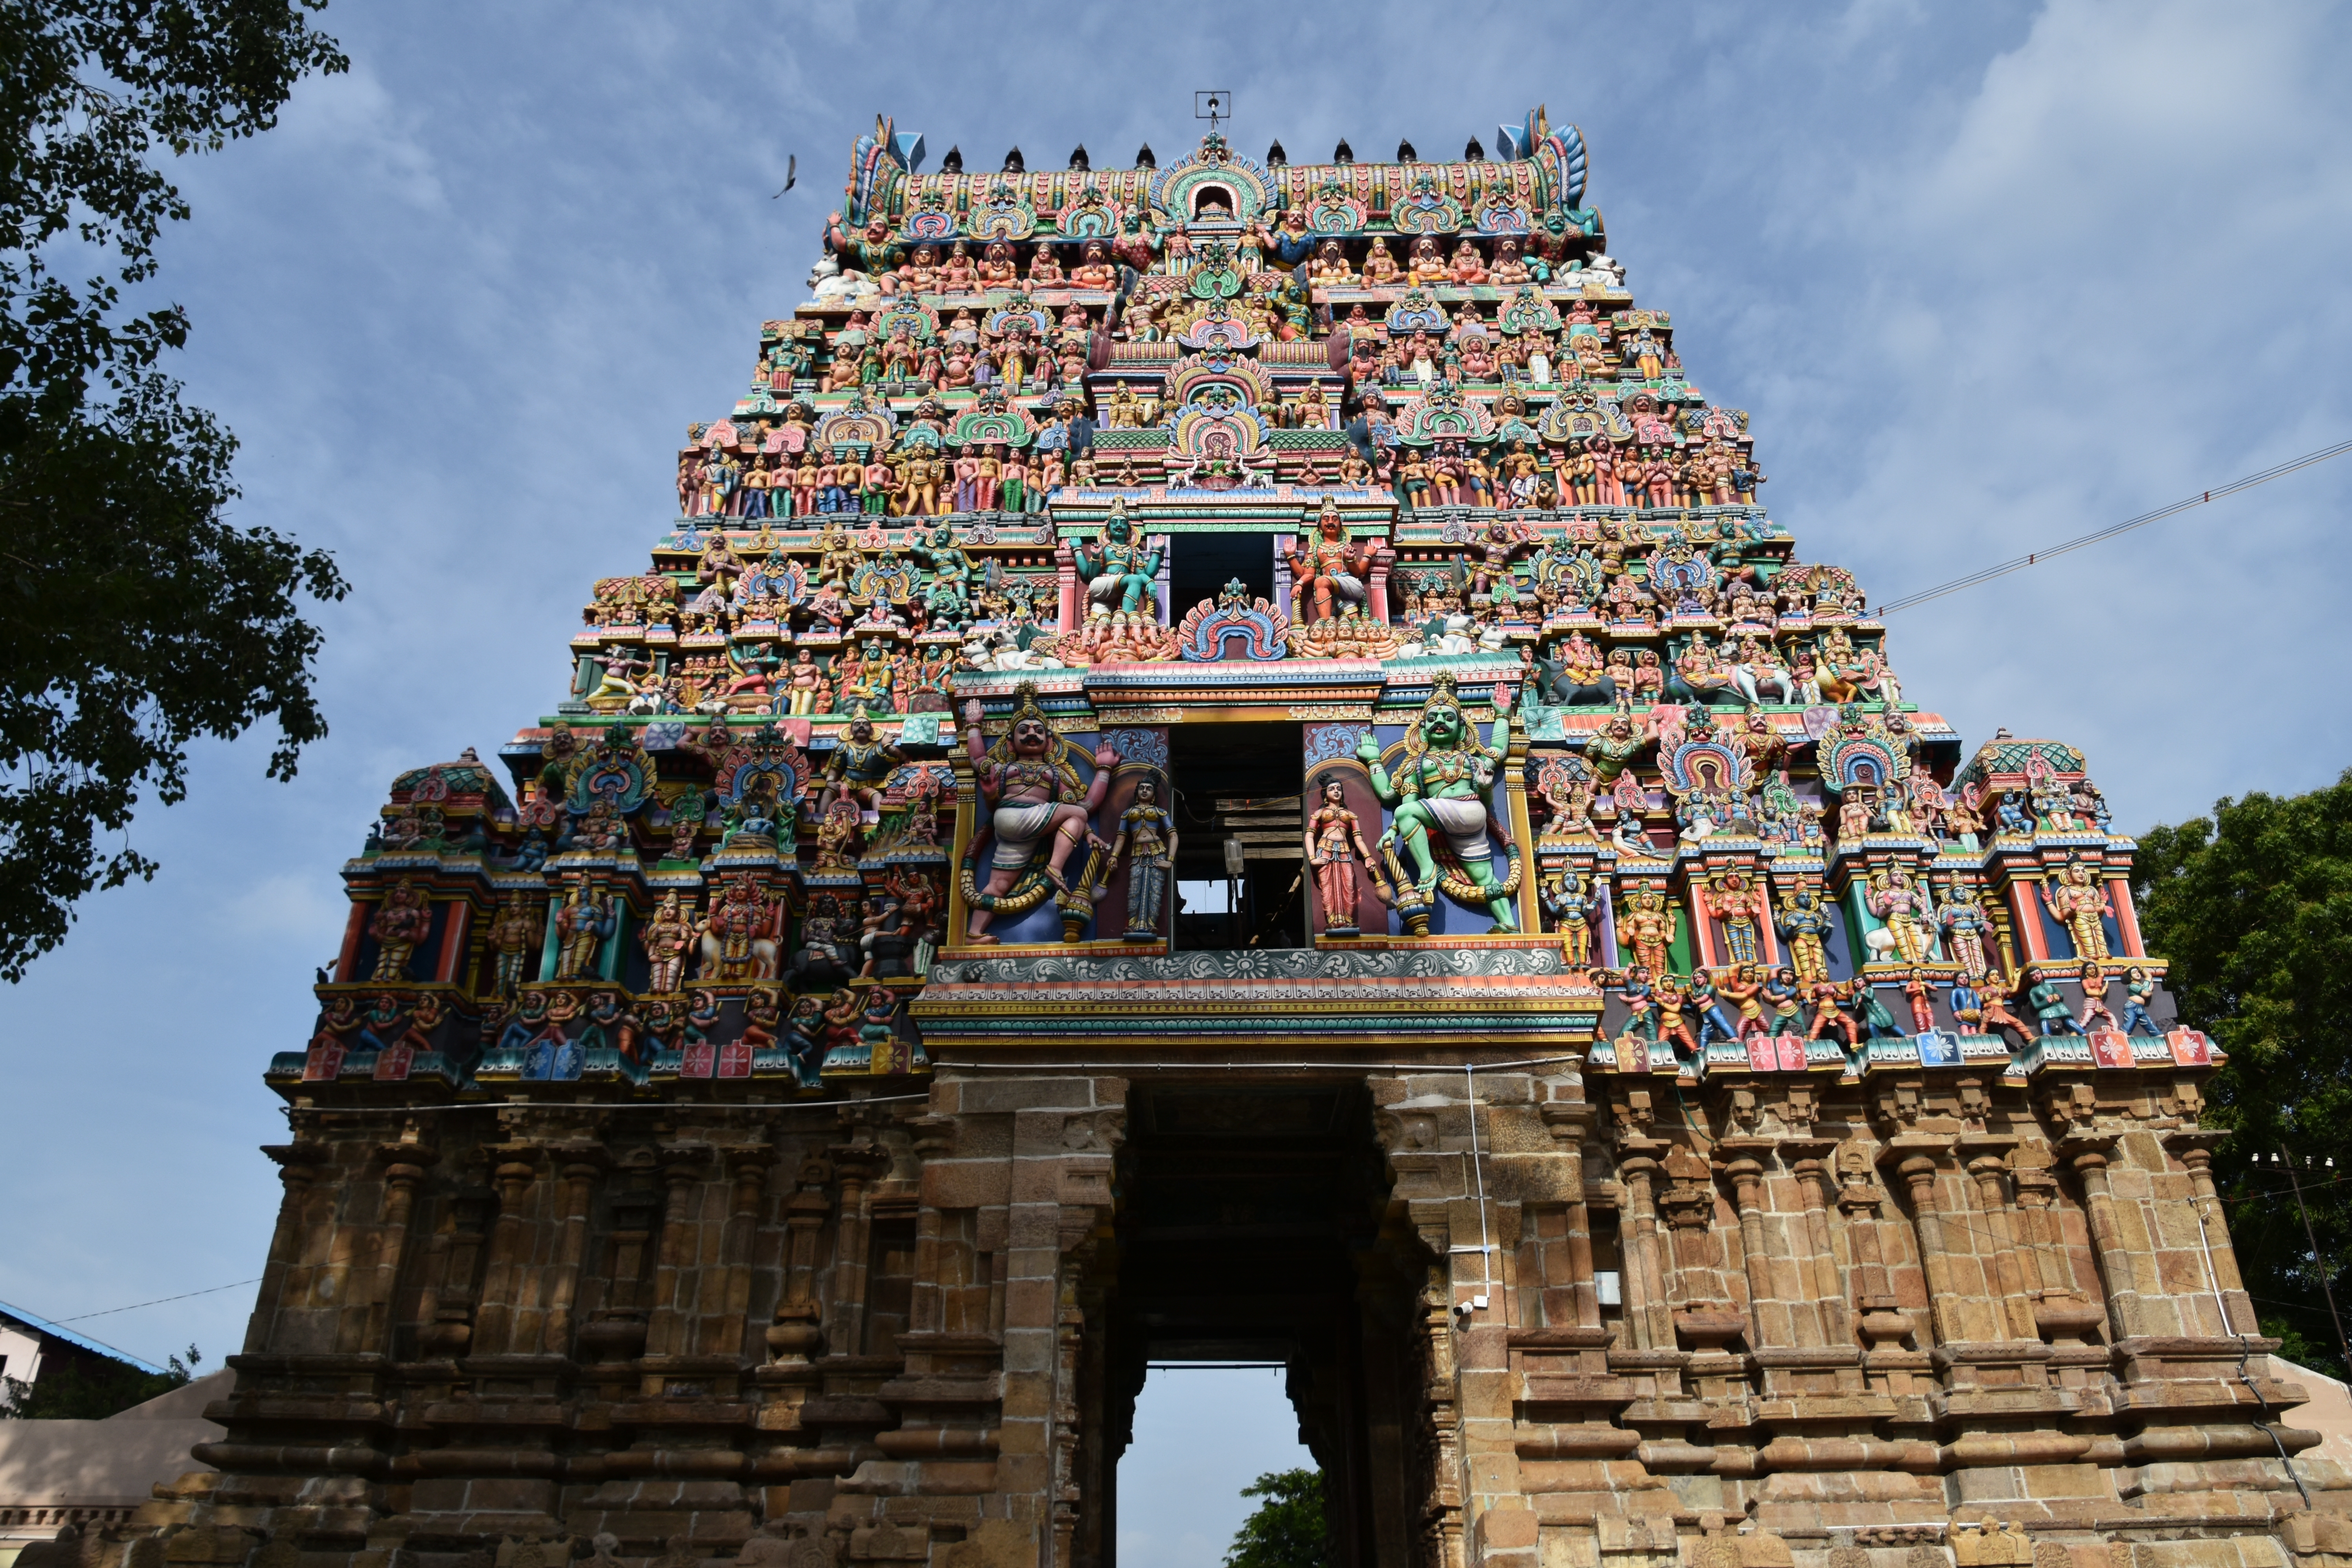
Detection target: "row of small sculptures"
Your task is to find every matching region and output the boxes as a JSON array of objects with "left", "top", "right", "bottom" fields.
[
  {"left": 637, "top": 514, "right": 1843, "bottom": 633},
  {"left": 825, "top": 216, "right": 1621, "bottom": 299},
  {"left": 587, "top": 643, "right": 962, "bottom": 718},
  {"left": 314, "top": 978, "right": 913, "bottom": 1091},
  {"left": 1593, "top": 957, "right": 2162, "bottom": 1080},
  {"left": 1383, "top": 437, "right": 1757, "bottom": 511},
  {"left": 361, "top": 864, "right": 946, "bottom": 1009},
  {"left": 1536, "top": 860, "right": 2116, "bottom": 979},
  {"left": 682, "top": 442, "right": 1094, "bottom": 522},
  {"left": 1522, "top": 629, "right": 1898, "bottom": 708}
]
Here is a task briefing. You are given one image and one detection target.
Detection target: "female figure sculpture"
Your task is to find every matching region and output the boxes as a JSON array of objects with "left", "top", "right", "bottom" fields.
[
  {"left": 1617, "top": 882, "right": 1680, "bottom": 976},
  {"left": 2120, "top": 966, "right": 2159, "bottom": 1036},
  {"left": 1107, "top": 776, "right": 1179, "bottom": 940},
  {"left": 1865, "top": 864, "right": 1933, "bottom": 965},
  {"left": 1933, "top": 878, "right": 1994, "bottom": 983},
  {"left": 1305, "top": 775, "right": 1392, "bottom": 936},
  {"left": 635, "top": 892, "right": 693, "bottom": 994},
  {"left": 2041, "top": 855, "right": 2114, "bottom": 961}
]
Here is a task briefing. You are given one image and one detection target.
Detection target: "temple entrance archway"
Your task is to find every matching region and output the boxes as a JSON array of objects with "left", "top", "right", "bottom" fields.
[{"left": 1087, "top": 1080, "right": 1427, "bottom": 1568}]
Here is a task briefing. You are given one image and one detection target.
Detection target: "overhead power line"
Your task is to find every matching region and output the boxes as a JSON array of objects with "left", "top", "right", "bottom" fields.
[
  {"left": 55, "top": 1278, "right": 262, "bottom": 1322},
  {"left": 1877, "top": 439, "right": 2352, "bottom": 616}
]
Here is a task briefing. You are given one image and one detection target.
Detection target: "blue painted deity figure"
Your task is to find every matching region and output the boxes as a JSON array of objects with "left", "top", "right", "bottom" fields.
[{"left": 1995, "top": 791, "right": 2031, "bottom": 837}]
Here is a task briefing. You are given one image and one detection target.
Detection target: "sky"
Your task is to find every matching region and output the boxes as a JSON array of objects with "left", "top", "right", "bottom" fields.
[{"left": 2, "top": 0, "right": 2349, "bottom": 1546}]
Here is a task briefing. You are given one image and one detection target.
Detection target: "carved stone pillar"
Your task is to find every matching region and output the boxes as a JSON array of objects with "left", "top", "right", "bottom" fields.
[
  {"left": 825, "top": 1145, "right": 889, "bottom": 1357},
  {"left": 470, "top": 1156, "right": 541, "bottom": 1356},
  {"left": 699, "top": 1149, "right": 771, "bottom": 1356},
  {"left": 1367, "top": 541, "right": 1396, "bottom": 624},
  {"left": 1722, "top": 1156, "right": 1777, "bottom": 1350},
  {"left": 645, "top": 1144, "right": 712, "bottom": 1360},
  {"left": 247, "top": 1144, "right": 327, "bottom": 1354},
  {"left": 2064, "top": 1136, "right": 2140, "bottom": 1342},
  {"left": 1414, "top": 1216, "right": 1466, "bottom": 1568},
  {"left": 768, "top": 1155, "right": 833, "bottom": 1364},
  {"left": 417, "top": 1184, "right": 492, "bottom": 1361},
  {"left": 577, "top": 1185, "right": 657, "bottom": 1365},
  {"left": 1788, "top": 1145, "right": 1847, "bottom": 1347},
  {"left": 354, "top": 1140, "right": 433, "bottom": 1355},
  {"left": 1892, "top": 1152, "right": 1960, "bottom": 1347},
  {"left": 1539, "top": 1102, "right": 1599, "bottom": 1328},
  {"left": 540, "top": 1154, "right": 604, "bottom": 1356},
  {"left": 1965, "top": 1154, "right": 2041, "bottom": 1341},
  {"left": 1615, "top": 1152, "right": 1671, "bottom": 1351},
  {"left": 2168, "top": 1131, "right": 2259, "bottom": 1334}
]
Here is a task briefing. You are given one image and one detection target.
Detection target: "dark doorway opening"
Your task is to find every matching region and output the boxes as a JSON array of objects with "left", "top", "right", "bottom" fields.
[
  {"left": 1169, "top": 720, "right": 1304, "bottom": 951},
  {"left": 1101, "top": 1080, "right": 1419, "bottom": 1568},
  {"left": 1168, "top": 529, "right": 1283, "bottom": 616}
]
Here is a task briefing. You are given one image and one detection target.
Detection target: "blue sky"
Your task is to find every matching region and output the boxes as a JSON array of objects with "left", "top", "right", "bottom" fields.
[{"left": 2, "top": 0, "right": 2348, "bottom": 1555}]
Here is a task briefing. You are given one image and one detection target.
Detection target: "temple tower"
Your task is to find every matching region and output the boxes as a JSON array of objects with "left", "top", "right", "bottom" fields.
[{"left": 45, "top": 107, "right": 2347, "bottom": 1568}]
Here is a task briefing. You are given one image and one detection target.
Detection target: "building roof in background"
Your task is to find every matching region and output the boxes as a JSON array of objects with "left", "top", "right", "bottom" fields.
[
  {"left": 0, "top": 1372, "right": 227, "bottom": 1521},
  {"left": 107, "top": 1369, "right": 232, "bottom": 1422},
  {"left": 0, "top": 1300, "right": 167, "bottom": 1375}
]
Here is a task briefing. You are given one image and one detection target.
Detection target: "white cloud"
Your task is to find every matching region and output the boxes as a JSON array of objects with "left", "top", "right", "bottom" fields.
[
  {"left": 222, "top": 871, "right": 347, "bottom": 942},
  {"left": 267, "top": 62, "right": 445, "bottom": 213}
]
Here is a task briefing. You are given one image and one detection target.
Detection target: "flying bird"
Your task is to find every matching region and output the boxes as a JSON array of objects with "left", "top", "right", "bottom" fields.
[{"left": 771, "top": 154, "right": 797, "bottom": 198}]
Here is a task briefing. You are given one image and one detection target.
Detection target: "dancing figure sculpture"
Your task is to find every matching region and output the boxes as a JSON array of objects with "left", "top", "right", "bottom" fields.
[
  {"left": 960, "top": 685, "right": 1119, "bottom": 943},
  {"left": 1356, "top": 676, "right": 1521, "bottom": 929}
]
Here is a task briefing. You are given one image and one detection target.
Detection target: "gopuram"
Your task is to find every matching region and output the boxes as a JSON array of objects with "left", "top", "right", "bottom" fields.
[{"left": 87, "top": 109, "right": 2352, "bottom": 1568}]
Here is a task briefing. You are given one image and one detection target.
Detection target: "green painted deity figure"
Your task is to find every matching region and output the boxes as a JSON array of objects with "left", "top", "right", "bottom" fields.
[
  {"left": 1073, "top": 502, "right": 1165, "bottom": 617},
  {"left": 1356, "top": 675, "right": 1520, "bottom": 929}
]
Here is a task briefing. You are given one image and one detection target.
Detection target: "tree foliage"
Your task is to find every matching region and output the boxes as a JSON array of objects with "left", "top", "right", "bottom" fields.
[
  {"left": 1223, "top": 1468, "right": 1328, "bottom": 1568},
  {"left": 0, "top": 0, "right": 349, "bottom": 980},
  {"left": 2134, "top": 769, "right": 2352, "bottom": 1377},
  {"left": 0, "top": 1344, "right": 197, "bottom": 1418}
]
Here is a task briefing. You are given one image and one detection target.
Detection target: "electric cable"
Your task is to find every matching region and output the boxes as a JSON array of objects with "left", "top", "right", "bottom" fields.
[
  {"left": 1877, "top": 438, "right": 2352, "bottom": 616},
  {"left": 2197, "top": 1199, "right": 2312, "bottom": 1506},
  {"left": 55, "top": 1279, "right": 264, "bottom": 1322}
]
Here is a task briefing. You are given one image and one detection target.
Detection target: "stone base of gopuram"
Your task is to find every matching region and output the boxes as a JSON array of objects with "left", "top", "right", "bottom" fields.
[{"left": 64, "top": 1023, "right": 2352, "bottom": 1568}]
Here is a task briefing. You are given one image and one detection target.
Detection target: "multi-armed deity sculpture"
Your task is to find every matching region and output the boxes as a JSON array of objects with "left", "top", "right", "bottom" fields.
[{"left": 131, "top": 106, "right": 2324, "bottom": 1568}]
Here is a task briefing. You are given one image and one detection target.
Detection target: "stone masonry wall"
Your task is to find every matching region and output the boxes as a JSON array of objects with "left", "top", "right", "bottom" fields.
[{"left": 23, "top": 1060, "right": 2352, "bottom": 1568}]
